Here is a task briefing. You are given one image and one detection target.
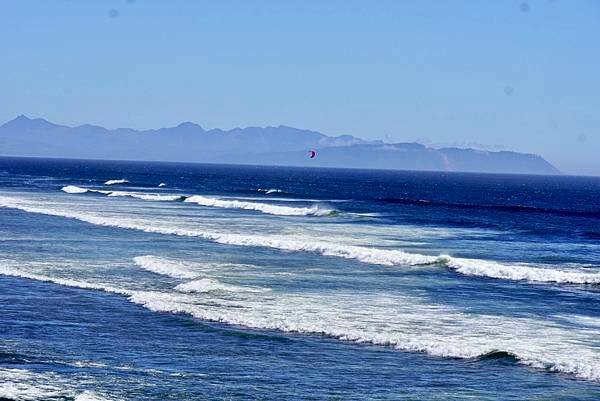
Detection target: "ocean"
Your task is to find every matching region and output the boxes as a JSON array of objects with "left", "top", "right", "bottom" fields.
[{"left": 0, "top": 156, "right": 599, "bottom": 400}]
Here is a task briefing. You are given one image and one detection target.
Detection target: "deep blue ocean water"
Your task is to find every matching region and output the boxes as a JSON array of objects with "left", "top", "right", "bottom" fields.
[{"left": 0, "top": 156, "right": 599, "bottom": 400}]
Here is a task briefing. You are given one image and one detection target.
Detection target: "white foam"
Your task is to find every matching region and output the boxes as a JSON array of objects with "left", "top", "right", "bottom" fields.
[
  {"left": 0, "top": 368, "right": 64, "bottom": 401},
  {"left": 258, "top": 188, "right": 283, "bottom": 194},
  {"left": 440, "top": 256, "right": 600, "bottom": 285},
  {"left": 126, "top": 290, "right": 600, "bottom": 382},
  {"left": 0, "top": 262, "right": 131, "bottom": 297},
  {"left": 4, "top": 195, "right": 600, "bottom": 286},
  {"left": 61, "top": 186, "right": 111, "bottom": 195},
  {"left": 158, "top": 183, "right": 166, "bottom": 187},
  {"left": 104, "top": 179, "right": 128, "bottom": 185},
  {"left": 0, "top": 195, "right": 484, "bottom": 268},
  {"left": 74, "top": 392, "right": 115, "bottom": 401},
  {"left": 0, "top": 368, "right": 116, "bottom": 401},
  {"left": 61, "top": 186, "right": 183, "bottom": 201},
  {"left": 107, "top": 191, "right": 184, "bottom": 202},
  {"left": 1, "top": 253, "right": 599, "bottom": 382},
  {"left": 175, "top": 278, "right": 266, "bottom": 293},
  {"left": 60, "top": 185, "right": 335, "bottom": 216},
  {"left": 61, "top": 185, "right": 89, "bottom": 194},
  {"left": 184, "top": 195, "right": 336, "bottom": 216},
  {"left": 133, "top": 255, "right": 200, "bottom": 279}
]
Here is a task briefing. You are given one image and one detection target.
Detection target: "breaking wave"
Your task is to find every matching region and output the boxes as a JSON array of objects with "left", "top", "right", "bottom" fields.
[
  {"left": 61, "top": 185, "right": 90, "bottom": 194},
  {"left": 107, "top": 191, "right": 186, "bottom": 202},
  {"left": 104, "top": 179, "right": 128, "bottom": 185},
  {"left": 258, "top": 188, "right": 283, "bottom": 195},
  {"left": 61, "top": 186, "right": 184, "bottom": 202},
  {"left": 474, "top": 350, "right": 520, "bottom": 363},
  {"left": 0, "top": 367, "right": 116, "bottom": 401},
  {"left": 60, "top": 186, "right": 336, "bottom": 216},
  {"left": 4, "top": 195, "right": 600, "bottom": 286},
  {"left": 1, "top": 257, "right": 599, "bottom": 382},
  {"left": 183, "top": 195, "right": 336, "bottom": 216},
  {"left": 439, "top": 256, "right": 600, "bottom": 285},
  {"left": 61, "top": 185, "right": 110, "bottom": 195},
  {"left": 175, "top": 278, "right": 266, "bottom": 294},
  {"left": 133, "top": 255, "right": 200, "bottom": 279}
]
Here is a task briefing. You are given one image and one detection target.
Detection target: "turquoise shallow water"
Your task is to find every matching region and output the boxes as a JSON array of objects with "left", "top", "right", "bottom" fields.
[{"left": 1, "top": 157, "right": 599, "bottom": 400}]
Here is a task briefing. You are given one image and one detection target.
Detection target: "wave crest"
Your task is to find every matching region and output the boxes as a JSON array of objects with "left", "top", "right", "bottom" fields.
[
  {"left": 133, "top": 256, "right": 199, "bottom": 279},
  {"left": 60, "top": 186, "right": 335, "bottom": 216},
  {"left": 61, "top": 186, "right": 184, "bottom": 202},
  {"left": 175, "top": 278, "right": 266, "bottom": 294},
  {"left": 104, "top": 179, "right": 128, "bottom": 185},
  {"left": 258, "top": 188, "right": 283, "bottom": 195},
  {"left": 439, "top": 256, "right": 600, "bottom": 285},
  {"left": 5, "top": 196, "right": 600, "bottom": 285},
  {"left": 61, "top": 185, "right": 90, "bottom": 194},
  {"left": 107, "top": 191, "right": 186, "bottom": 202},
  {"left": 183, "top": 195, "right": 336, "bottom": 216},
  {"left": 61, "top": 186, "right": 110, "bottom": 195},
  {"left": 1, "top": 255, "right": 599, "bottom": 383}
]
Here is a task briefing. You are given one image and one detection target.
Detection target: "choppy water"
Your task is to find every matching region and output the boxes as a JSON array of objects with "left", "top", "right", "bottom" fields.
[{"left": 1, "top": 157, "right": 599, "bottom": 400}]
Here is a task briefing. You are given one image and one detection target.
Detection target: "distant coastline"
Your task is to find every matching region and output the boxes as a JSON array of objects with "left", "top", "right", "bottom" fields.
[{"left": 0, "top": 115, "right": 560, "bottom": 175}]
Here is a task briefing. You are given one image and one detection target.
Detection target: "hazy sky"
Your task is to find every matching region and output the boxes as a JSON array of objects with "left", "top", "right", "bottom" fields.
[{"left": 1, "top": 0, "right": 599, "bottom": 175}]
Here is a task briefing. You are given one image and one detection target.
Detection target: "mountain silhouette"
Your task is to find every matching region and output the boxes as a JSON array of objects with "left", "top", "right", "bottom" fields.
[{"left": 0, "top": 115, "right": 559, "bottom": 174}]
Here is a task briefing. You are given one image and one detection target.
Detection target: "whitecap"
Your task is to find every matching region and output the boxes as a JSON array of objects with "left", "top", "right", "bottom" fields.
[
  {"left": 104, "top": 179, "right": 128, "bottom": 185},
  {"left": 61, "top": 186, "right": 111, "bottom": 195},
  {"left": 175, "top": 278, "right": 266, "bottom": 293},
  {"left": 133, "top": 255, "right": 200, "bottom": 279},
  {"left": 75, "top": 391, "right": 115, "bottom": 401},
  {"left": 61, "top": 185, "right": 90, "bottom": 194},
  {"left": 439, "top": 256, "right": 600, "bottom": 285},
  {"left": 183, "top": 195, "right": 336, "bottom": 216},
  {"left": 59, "top": 187, "right": 335, "bottom": 216},
  {"left": 107, "top": 191, "right": 185, "bottom": 202},
  {"left": 0, "top": 367, "right": 118, "bottom": 401},
  {"left": 258, "top": 188, "right": 283, "bottom": 195},
  {"left": 3, "top": 195, "right": 600, "bottom": 285},
  {"left": 125, "top": 290, "right": 600, "bottom": 382},
  {"left": 1, "top": 253, "right": 599, "bottom": 383}
]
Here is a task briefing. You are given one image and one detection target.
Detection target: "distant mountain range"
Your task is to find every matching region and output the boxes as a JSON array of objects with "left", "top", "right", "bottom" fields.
[{"left": 0, "top": 115, "right": 560, "bottom": 175}]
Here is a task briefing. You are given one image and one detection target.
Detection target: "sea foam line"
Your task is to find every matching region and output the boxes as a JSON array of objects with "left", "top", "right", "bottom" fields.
[
  {"left": 104, "top": 179, "right": 128, "bottom": 185},
  {"left": 439, "top": 256, "right": 600, "bottom": 285},
  {"left": 183, "top": 195, "right": 335, "bottom": 216},
  {"left": 175, "top": 278, "right": 267, "bottom": 294},
  {"left": 0, "top": 367, "right": 117, "bottom": 401},
  {"left": 1, "top": 258, "right": 599, "bottom": 382},
  {"left": 258, "top": 188, "right": 283, "bottom": 195},
  {"left": 61, "top": 186, "right": 335, "bottom": 216},
  {"left": 3, "top": 195, "right": 600, "bottom": 285},
  {"left": 62, "top": 186, "right": 182, "bottom": 201}
]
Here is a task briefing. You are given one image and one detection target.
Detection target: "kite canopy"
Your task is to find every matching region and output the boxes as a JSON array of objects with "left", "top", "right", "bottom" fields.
[{"left": 309, "top": 150, "right": 317, "bottom": 159}]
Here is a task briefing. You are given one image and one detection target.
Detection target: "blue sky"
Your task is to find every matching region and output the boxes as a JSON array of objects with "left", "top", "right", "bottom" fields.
[{"left": 1, "top": 0, "right": 598, "bottom": 175}]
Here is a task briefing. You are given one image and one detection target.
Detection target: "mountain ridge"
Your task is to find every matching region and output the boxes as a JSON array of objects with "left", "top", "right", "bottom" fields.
[{"left": 0, "top": 115, "right": 560, "bottom": 175}]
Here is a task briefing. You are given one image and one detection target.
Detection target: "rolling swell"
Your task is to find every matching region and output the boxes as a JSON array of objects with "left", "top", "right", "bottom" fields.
[
  {"left": 438, "top": 256, "right": 600, "bottom": 285},
  {"left": 379, "top": 197, "right": 600, "bottom": 219},
  {"left": 1, "top": 256, "right": 599, "bottom": 383},
  {"left": 183, "top": 195, "right": 336, "bottom": 216},
  {"left": 103, "top": 179, "right": 128, "bottom": 185},
  {"left": 61, "top": 185, "right": 338, "bottom": 217},
  {"left": 3, "top": 195, "right": 600, "bottom": 285},
  {"left": 62, "top": 186, "right": 185, "bottom": 201},
  {"left": 0, "top": 350, "right": 32, "bottom": 365},
  {"left": 474, "top": 350, "right": 520, "bottom": 363}
]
